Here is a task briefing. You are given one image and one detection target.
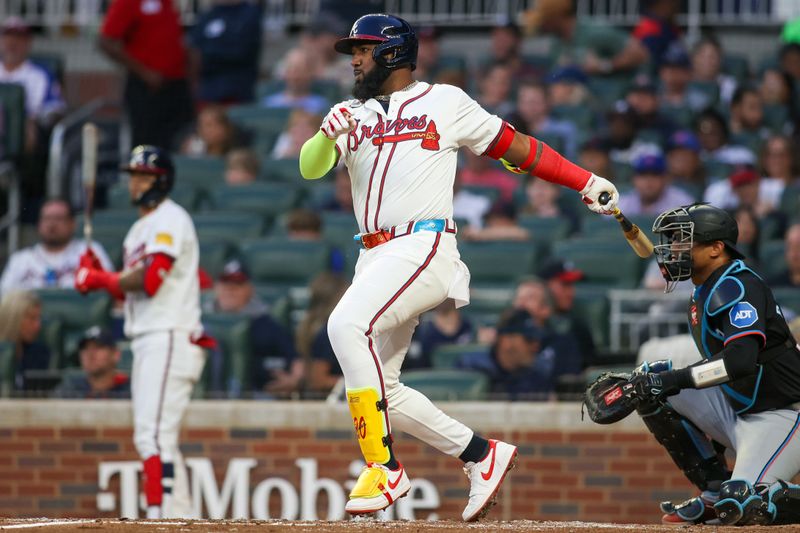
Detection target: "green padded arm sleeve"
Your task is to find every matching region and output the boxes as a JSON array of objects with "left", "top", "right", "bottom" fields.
[{"left": 299, "top": 131, "right": 339, "bottom": 180}]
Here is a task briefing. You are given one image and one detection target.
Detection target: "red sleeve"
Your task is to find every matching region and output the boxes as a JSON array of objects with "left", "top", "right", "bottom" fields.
[
  {"left": 143, "top": 253, "right": 175, "bottom": 297},
  {"left": 198, "top": 267, "right": 214, "bottom": 290},
  {"left": 633, "top": 19, "right": 660, "bottom": 40},
  {"left": 102, "top": 0, "right": 137, "bottom": 39}
]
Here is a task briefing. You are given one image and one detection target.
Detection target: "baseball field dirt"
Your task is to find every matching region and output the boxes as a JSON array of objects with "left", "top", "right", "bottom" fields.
[{"left": 0, "top": 519, "right": 795, "bottom": 532}]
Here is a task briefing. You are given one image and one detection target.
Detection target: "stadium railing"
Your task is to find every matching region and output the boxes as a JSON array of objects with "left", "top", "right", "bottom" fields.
[{"left": 608, "top": 289, "right": 689, "bottom": 354}]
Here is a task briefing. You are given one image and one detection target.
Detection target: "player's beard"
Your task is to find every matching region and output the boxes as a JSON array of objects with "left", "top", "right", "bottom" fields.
[{"left": 353, "top": 64, "right": 393, "bottom": 101}]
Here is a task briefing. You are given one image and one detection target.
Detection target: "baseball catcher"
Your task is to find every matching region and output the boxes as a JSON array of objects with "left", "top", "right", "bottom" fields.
[{"left": 585, "top": 203, "right": 800, "bottom": 525}]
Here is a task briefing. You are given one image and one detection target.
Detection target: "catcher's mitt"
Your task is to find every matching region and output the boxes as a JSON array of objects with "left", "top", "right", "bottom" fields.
[{"left": 583, "top": 372, "right": 637, "bottom": 424}]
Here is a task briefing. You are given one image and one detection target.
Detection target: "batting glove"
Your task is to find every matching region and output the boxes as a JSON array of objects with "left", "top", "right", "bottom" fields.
[
  {"left": 321, "top": 107, "right": 356, "bottom": 139},
  {"left": 79, "top": 248, "right": 103, "bottom": 271},
  {"left": 580, "top": 174, "right": 619, "bottom": 215},
  {"left": 75, "top": 267, "right": 122, "bottom": 299}
]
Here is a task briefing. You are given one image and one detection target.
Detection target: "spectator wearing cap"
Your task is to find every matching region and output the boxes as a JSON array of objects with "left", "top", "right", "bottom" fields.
[
  {"left": 455, "top": 310, "right": 558, "bottom": 400},
  {"left": 1, "top": 199, "right": 114, "bottom": 294},
  {"left": 625, "top": 75, "right": 676, "bottom": 144},
  {"left": 189, "top": 0, "right": 262, "bottom": 106},
  {"left": 0, "top": 291, "right": 51, "bottom": 394},
  {"left": 703, "top": 166, "right": 783, "bottom": 218},
  {"left": 546, "top": 65, "right": 590, "bottom": 108},
  {"left": 767, "top": 223, "right": 800, "bottom": 288},
  {"left": 666, "top": 130, "right": 706, "bottom": 187},
  {"left": 52, "top": 327, "right": 130, "bottom": 399},
  {"left": 538, "top": 259, "right": 597, "bottom": 367},
  {"left": 578, "top": 137, "right": 612, "bottom": 179},
  {"left": 618, "top": 153, "right": 694, "bottom": 215},
  {"left": 659, "top": 47, "right": 710, "bottom": 111},
  {"left": 632, "top": 0, "right": 682, "bottom": 68},
  {"left": 511, "top": 278, "right": 584, "bottom": 374},
  {"left": 205, "top": 260, "right": 300, "bottom": 396},
  {"left": 525, "top": 0, "right": 648, "bottom": 76},
  {"left": 605, "top": 101, "right": 661, "bottom": 165},
  {"left": 262, "top": 48, "right": 329, "bottom": 115},
  {"left": 406, "top": 299, "right": 475, "bottom": 370},
  {"left": 99, "top": 0, "right": 195, "bottom": 149},
  {"left": 694, "top": 108, "right": 755, "bottom": 168},
  {"left": 506, "top": 80, "right": 578, "bottom": 160}
]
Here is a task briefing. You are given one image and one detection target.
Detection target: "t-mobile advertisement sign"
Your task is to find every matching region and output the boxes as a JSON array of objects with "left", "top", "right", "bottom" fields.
[{"left": 97, "top": 458, "right": 441, "bottom": 520}]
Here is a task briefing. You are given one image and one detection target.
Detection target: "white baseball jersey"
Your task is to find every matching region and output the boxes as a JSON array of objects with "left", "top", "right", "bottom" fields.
[
  {"left": 333, "top": 82, "right": 505, "bottom": 233},
  {"left": 122, "top": 199, "right": 201, "bottom": 337},
  {"left": 0, "top": 240, "right": 113, "bottom": 295}
]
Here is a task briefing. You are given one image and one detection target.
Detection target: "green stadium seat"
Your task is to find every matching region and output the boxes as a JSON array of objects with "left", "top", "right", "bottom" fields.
[
  {"left": 779, "top": 184, "right": 800, "bottom": 221},
  {"left": 773, "top": 288, "right": 800, "bottom": 316},
  {"left": 36, "top": 289, "right": 112, "bottom": 368},
  {"left": 572, "top": 285, "right": 611, "bottom": 351},
  {"left": 722, "top": 54, "right": 749, "bottom": 82},
  {"left": 241, "top": 239, "right": 330, "bottom": 285},
  {"left": 321, "top": 212, "right": 359, "bottom": 249},
  {"left": 583, "top": 364, "right": 633, "bottom": 385},
  {"left": 37, "top": 317, "right": 63, "bottom": 370},
  {"left": 194, "top": 212, "right": 265, "bottom": 241},
  {"left": 0, "top": 83, "right": 26, "bottom": 158},
  {"left": 210, "top": 183, "right": 300, "bottom": 218},
  {"left": 659, "top": 104, "right": 694, "bottom": 129},
  {"left": 609, "top": 160, "right": 635, "bottom": 186},
  {"left": 730, "top": 131, "right": 764, "bottom": 155},
  {"left": 687, "top": 81, "right": 720, "bottom": 107},
  {"left": 256, "top": 79, "right": 341, "bottom": 104},
  {"left": 551, "top": 104, "right": 594, "bottom": 130},
  {"left": 172, "top": 155, "right": 226, "bottom": 192},
  {"left": 202, "top": 313, "right": 252, "bottom": 397},
  {"left": 588, "top": 76, "right": 630, "bottom": 108},
  {"left": 534, "top": 131, "right": 564, "bottom": 153},
  {"left": 763, "top": 104, "right": 789, "bottom": 132},
  {"left": 431, "top": 343, "right": 489, "bottom": 369},
  {"left": 759, "top": 240, "right": 787, "bottom": 279},
  {"left": 0, "top": 341, "right": 15, "bottom": 397},
  {"left": 461, "top": 185, "right": 502, "bottom": 206},
  {"left": 459, "top": 241, "right": 538, "bottom": 285},
  {"left": 704, "top": 161, "right": 734, "bottom": 181},
  {"left": 552, "top": 238, "right": 644, "bottom": 289},
  {"left": 261, "top": 158, "right": 303, "bottom": 182},
  {"left": 118, "top": 343, "right": 133, "bottom": 373},
  {"left": 401, "top": 369, "right": 489, "bottom": 401},
  {"left": 227, "top": 105, "right": 292, "bottom": 137},
  {"left": 198, "top": 238, "right": 231, "bottom": 277},
  {"left": 517, "top": 216, "right": 571, "bottom": 253}
]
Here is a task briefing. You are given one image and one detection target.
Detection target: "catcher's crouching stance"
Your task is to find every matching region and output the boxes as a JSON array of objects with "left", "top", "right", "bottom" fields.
[{"left": 585, "top": 203, "right": 800, "bottom": 526}]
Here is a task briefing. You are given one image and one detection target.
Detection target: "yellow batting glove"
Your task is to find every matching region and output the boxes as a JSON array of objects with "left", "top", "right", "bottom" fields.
[{"left": 500, "top": 158, "right": 526, "bottom": 174}]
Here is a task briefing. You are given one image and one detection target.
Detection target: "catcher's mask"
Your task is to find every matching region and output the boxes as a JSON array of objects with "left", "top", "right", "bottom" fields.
[{"left": 652, "top": 203, "right": 744, "bottom": 293}]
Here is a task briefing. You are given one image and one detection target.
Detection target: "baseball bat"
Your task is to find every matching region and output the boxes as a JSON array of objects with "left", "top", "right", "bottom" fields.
[
  {"left": 598, "top": 191, "right": 654, "bottom": 258},
  {"left": 82, "top": 122, "right": 98, "bottom": 245}
]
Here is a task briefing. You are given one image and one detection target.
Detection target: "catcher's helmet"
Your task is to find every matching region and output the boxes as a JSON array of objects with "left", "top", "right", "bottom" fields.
[
  {"left": 652, "top": 203, "right": 744, "bottom": 292},
  {"left": 120, "top": 145, "right": 175, "bottom": 208},
  {"left": 334, "top": 14, "right": 418, "bottom": 71}
]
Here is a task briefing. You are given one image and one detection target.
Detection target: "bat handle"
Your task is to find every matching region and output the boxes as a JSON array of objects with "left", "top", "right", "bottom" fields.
[{"left": 598, "top": 191, "right": 620, "bottom": 215}]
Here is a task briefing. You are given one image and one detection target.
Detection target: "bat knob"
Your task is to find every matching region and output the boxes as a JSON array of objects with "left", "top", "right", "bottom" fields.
[{"left": 598, "top": 192, "right": 611, "bottom": 205}]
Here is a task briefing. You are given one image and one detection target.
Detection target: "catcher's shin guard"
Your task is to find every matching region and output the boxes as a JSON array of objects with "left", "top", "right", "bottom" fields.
[
  {"left": 637, "top": 400, "right": 730, "bottom": 491},
  {"left": 714, "top": 479, "right": 776, "bottom": 525},
  {"left": 347, "top": 387, "right": 392, "bottom": 464},
  {"left": 768, "top": 480, "right": 800, "bottom": 525}
]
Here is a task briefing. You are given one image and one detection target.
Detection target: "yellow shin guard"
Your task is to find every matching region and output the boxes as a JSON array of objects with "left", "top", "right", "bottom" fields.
[{"left": 347, "top": 387, "right": 391, "bottom": 464}]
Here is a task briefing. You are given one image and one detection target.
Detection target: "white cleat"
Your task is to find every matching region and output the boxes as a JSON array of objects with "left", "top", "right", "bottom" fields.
[
  {"left": 461, "top": 439, "right": 518, "bottom": 522},
  {"left": 345, "top": 462, "right": 411, "bottom": 515}
]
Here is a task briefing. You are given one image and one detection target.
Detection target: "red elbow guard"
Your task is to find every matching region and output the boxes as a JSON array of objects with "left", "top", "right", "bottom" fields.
[
  {"left": 530, "top": 140, "right": 591, "bottom": 192},
  {"left": 484, "top": 122, "right": 516, "bottom": 160},
  {"left": 143, "top": 253, "right": 175, "bottom": 296}
]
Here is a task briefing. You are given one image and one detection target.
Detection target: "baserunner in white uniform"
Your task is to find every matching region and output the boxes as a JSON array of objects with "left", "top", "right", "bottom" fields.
[
  {"left": 75, "top": 146, "right": 209, "bottom": 518},
  {"left": 299, "top": 14, "right": 620, "bottom": 521}
]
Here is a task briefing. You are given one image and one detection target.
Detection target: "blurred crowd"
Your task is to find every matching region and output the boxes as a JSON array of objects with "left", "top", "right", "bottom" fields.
[{"left": 2, "top": 0, "right": 800, "bottom": 401}]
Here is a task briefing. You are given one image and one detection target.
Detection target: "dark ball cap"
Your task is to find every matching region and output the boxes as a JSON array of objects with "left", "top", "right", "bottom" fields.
[{"left": 79, "top": 326, "right": 116, "bottom": 349}]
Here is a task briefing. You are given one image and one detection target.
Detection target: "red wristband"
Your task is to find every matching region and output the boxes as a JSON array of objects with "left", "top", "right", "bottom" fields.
[
  {"left": 530, "top": 141, "right": 591, "bottom": 191},
  {"left": 103, "top": 271, "right": 124, "bottom": 300},
  {"left": 484, "top": 122, "right": 515, "bottom": 160}
]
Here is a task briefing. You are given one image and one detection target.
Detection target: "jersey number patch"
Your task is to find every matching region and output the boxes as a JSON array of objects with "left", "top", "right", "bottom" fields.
[{"left": 729, "top": 301, "right": 758, "bottom": 328}]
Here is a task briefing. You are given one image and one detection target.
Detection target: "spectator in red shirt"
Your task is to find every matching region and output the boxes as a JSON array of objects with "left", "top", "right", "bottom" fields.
[
  {"left": 632, "top": 0, "right": 682, "bottom": 68},
  {"left": 99, "top": 0, "right": 194, "bottom": 150}
]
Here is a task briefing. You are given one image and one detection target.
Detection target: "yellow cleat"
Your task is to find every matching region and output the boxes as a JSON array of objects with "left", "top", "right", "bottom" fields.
[{"left": 345, "top": 462, "right": 411, "bottom": 515}]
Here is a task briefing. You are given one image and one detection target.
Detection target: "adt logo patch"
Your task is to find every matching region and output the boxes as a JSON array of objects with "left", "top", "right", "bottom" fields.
[{"left": 729, "top": 301, "right": 758, "bottom": 328}]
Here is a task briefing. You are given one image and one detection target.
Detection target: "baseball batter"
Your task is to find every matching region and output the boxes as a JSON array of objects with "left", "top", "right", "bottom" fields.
[
  {"left": 299, "top": 14, "right": 619, "bottom": 520},
  {"left": 75, "top": 146, "right": 207, "bottom": 519},
  {"left": 620, "top": 204, "right": 800, "bottom": 525}
]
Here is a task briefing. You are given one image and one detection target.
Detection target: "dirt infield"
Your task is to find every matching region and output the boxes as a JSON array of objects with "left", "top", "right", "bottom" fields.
[{"left": 0, "top": 519, "right": 794, "bottom": 532}]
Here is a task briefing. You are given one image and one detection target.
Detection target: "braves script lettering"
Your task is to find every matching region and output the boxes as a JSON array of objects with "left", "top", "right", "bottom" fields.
[{"left": 347, "top": 115, "right": 436, "bottom": 152}]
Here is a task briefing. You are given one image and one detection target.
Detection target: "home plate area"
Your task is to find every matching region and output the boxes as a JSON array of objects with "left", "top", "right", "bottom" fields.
[{"left": 0, "top": 519, "right": 795, "bottom": 532}]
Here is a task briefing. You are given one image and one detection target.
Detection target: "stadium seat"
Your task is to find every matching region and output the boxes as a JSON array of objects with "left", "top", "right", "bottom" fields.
[
  {"left": 587, "top": 76, "right": 630, "bottom": 108},
  {"left": 261, "top": 158, "right": 303, "bottom": 182},
  {"left": 551, "top": 104, "right": 594, "bottom": 130},
  {"left": 779, "top": 183, "right": 800, "bottom": 221},
  {"left": 256, "top": 79, "right": 342, "bottom": 104},
  {"left": 202, "top": 313, "right": 252, "bottom": 397},
  {"left": 659, "top": 104, "right": 694, "bottom": 129},
  {"left": 773, "top": 287, "right": 800, "bottom": 316},
  {"left": 172, "top": 155, "right": 226, "bottom": 193},
  {"left": 518, "top": 216, "right": 571, "bottom": 253},
  {"left": 583, "top": 364, "right": 633, "bottom": 385},
  {"left": 0, "top": 83, "right": 26, "bottom": 158},
  {"left": 763, "top": 104, "right": 789, "bottom": 132},
  {"left": 722, "top": 53, "right": 750, "bottom": 82},
  {"left": 227, "top": 105, "right": 291, "bottom": 137},
  {"left": 321, "top": 212, "right": 360, "bottom": 249},
  {"left": 552, "top": 238, "right": 644, "bottom": 289},
  {"left": 36, "top": 289, "right": 112, "bottom": 368},
  {"left": 0, "top": 341, "right": 14, "bottom": 397},
  {"left": 461, "top": 185, "right": 501, "bottom": 206},
  {"left": 241, "top": 239, "right": 330, "bottom": 285},
  {"left": 401, "top": 369, "right": 489, "bottom": 401},
  {"left": 37, "top": 317, "right": 63, "bottom": 370},
  {"left": 572, "top": 284, "right": 611, "bottom": 351},
  {"left": 210, "top": 183, "right": 300, "bottom": 218},
  {"left": 194, "top": 211, "right": 265, "bottom": 241},
  {"left": 431, "top": 343, "right": 489, "bottom": 369},
  {"left": 687, "top": 80, "right": 720, "bottom": 107},
  {"left": 198, "top": 238, "right": 231, "bottom": 277},
  {"left": 759, "top": 240, "right": 787, "bottom": 279},
  {"left": 459, "top": 241, "right": 537, "bottom": 285}
]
